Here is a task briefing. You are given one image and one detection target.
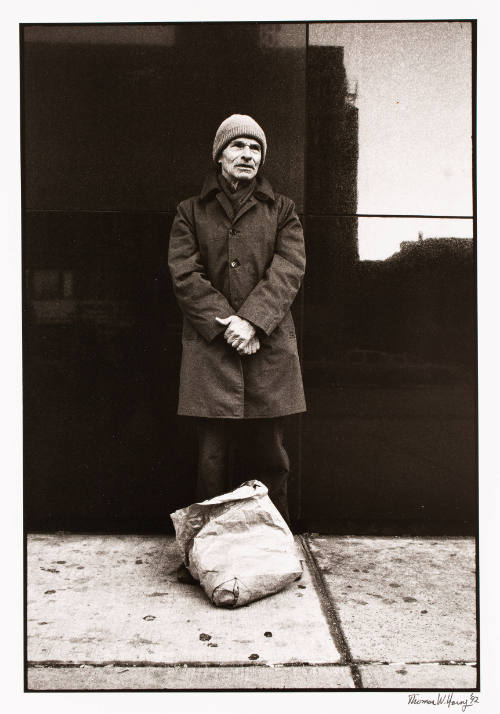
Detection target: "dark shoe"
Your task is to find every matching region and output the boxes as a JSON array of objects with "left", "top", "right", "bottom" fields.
[{"left": 176, "top": 563, "right": 197, "bottom": 585}]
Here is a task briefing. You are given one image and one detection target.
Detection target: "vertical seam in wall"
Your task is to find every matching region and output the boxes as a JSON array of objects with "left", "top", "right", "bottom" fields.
[
  {"left": 294, "top": 22, "right": 310, "bottom": 522},
  {"left": 299, "top": 534, "right": 363, "bottom": 688}
]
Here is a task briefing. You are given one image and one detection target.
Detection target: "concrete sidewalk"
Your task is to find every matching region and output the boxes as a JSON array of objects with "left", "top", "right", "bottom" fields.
[{"left": 27, "top": 534, "right": 477, "bottom": 690}]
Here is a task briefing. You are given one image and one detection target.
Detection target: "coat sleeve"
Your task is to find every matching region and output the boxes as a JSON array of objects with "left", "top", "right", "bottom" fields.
[
  {"left": 236, "top": 197, "right": 306, "bottom": 336},
  {"left": 168, "top": 200, "right": 234, "bottom": 342}
]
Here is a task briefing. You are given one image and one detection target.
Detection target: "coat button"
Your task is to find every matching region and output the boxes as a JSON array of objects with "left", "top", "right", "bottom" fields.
[{"left": 230, "top": 259, "right": 240, "bottom": 268}]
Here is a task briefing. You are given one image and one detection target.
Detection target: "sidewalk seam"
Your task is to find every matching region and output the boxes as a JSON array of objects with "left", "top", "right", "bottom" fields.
[
  {"left": 27, "top": 659, "right": 477, "bottom": 668},
  {"left": 299, "top": 534, "right": 363, "bottom": 689},
  {"left": 27, "top": 661, "right": 355, "bottom": 668}
]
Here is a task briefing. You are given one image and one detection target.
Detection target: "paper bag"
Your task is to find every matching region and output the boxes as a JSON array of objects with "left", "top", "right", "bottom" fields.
[{"left": 170, "top": 480, "right": 302, "bottom": 608}]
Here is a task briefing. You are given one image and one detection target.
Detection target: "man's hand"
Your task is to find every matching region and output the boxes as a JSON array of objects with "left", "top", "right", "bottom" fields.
[
  {"left": 216, "top": 315, "right": 259, "bottom": 355},
  {"left": 240, "top": 335, "right": 260, "bottom": 355}
]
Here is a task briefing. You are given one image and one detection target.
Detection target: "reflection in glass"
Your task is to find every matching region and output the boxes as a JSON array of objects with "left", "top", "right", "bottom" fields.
[
  {"left": 302, "top": 215, "right": 475, "bottom": 528},
  {"left": 304, "top": 216, "right": 474, "bottom": 374},
  {"left": 23, "top": 23, "right": 306, "bottom": 212},
  {"left": 309, "top": 22, "right": 472, "bottom": 216},
  {"left": 358, "top": 217, "right": 473, "bottom": 261},
  {"left": 22, "top": 23, "right": 308, "bottom": 529},
  {"left": 22, "top": 22, "right": 476, "bottom": 532},
  {"left": 306, "top": 44, "right": 358, "bottom": 217}
]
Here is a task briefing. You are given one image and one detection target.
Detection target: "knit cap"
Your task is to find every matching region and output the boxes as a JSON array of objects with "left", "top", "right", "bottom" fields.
[{"left": 212, "top": 114, "right": 267, "bottom": 165}]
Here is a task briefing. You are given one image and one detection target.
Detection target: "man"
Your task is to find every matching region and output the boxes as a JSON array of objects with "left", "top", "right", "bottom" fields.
[{"left": 168, "top": 114, "right": 306, "bottom": 529}]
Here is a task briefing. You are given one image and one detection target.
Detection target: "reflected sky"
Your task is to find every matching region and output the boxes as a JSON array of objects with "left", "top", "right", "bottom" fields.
[{"left": 310, "top": 22, "right": 472, "bottom": 227}]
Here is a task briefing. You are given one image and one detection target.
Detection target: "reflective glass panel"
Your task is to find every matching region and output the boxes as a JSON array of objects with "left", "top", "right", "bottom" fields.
[
  {"left": 22, "top": 23, "right": 307, "bottom": 529},
  {"left": 309, "top": 22, "right": 472, "bottom": 216},
  {"left": 23, "top": 23, "right": 306, "bottom": 212},
  {"left": 301, "top": 214, "right": 475, "bottom": 527}
]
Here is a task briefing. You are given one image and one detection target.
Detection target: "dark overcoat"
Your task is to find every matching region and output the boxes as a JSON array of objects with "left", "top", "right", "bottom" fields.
[{"left": 168, "top": 172, "right": 306, "bottom": 418}]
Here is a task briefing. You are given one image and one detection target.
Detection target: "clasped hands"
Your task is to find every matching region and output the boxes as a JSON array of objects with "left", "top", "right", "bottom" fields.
[{"left": 216, "top": 315, "right": 260, "bottom": 355}]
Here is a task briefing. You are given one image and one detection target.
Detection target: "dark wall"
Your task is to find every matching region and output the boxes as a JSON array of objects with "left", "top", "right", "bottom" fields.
[
  {"left": 23, "top": 23, "right": 306, "bottom": 531},
  {"left": 23, "top": 23, "right": 476, "bottom": 534},
  {"left": 23, "top": 24, "right": 305, "bottom": 211}
]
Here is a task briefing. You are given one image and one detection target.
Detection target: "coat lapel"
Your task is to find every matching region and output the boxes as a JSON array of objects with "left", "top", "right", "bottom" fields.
[
  {"left": 215, "top": 192, "right": 234, "bottom": 222},
  {"left": 202, "top": 171, "right": 273, "bottom": 225},
  {"left": 233, "top": 196, "right": 257, "bottom": 225}
]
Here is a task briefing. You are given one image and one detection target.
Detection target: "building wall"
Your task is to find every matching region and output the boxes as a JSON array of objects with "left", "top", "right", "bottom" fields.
[{"left": 22, "top": 23, "right": 475, "bottom": 533}]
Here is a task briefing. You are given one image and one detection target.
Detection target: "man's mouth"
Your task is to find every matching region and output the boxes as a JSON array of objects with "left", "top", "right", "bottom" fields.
[{"left": 236, "top": 164, "right": 253, "bottom": 169}]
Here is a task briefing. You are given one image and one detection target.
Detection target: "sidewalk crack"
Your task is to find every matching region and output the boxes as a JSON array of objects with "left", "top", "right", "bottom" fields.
[{"left": 299, "top": 534, "right": 363, "bottom": 688}]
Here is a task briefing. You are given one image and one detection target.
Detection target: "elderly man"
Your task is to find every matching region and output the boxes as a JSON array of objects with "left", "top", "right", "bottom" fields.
[{"left": 168, "top": 114, "right": 306, "bottom": 529}]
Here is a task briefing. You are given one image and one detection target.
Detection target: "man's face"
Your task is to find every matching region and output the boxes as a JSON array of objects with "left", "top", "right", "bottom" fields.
[{"left": 219, "top": 137, "right": 262, "bottom": 184}]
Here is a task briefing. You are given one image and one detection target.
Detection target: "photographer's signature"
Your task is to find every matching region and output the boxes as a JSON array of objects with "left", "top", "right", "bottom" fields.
[{"left": 408, "top": 693, "right": 479, "bottom": 712}]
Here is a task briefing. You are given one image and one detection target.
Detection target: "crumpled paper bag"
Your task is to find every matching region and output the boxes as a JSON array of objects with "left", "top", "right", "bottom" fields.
[{"left": 170, "top": 480, "right": 303, "bottom": 608}]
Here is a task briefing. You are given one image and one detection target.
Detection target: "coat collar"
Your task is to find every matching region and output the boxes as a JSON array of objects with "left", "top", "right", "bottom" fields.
[{"left": 200, "top": 171, "right": 275, "bottom": 204}]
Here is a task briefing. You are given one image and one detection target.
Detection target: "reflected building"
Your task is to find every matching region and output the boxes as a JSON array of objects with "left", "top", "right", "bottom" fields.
[
  {"left": 303, "top": 45, "right": 359, "bottom": 362},
  {"left": 307, "top": 45, "right": 359, "bottom": 222},
  {"left": 354, "top": 236, "right": 475, "bottom": 370}
]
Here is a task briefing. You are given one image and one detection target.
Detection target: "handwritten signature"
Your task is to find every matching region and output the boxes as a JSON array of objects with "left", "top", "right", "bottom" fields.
[{"left": 408, "top": 693, "right": 479, "bottom": 712}]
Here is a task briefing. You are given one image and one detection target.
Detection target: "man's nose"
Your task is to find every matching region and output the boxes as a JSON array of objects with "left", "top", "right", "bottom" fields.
[{"left": 241, "top": 145, "right": 252, "bottom": 161}]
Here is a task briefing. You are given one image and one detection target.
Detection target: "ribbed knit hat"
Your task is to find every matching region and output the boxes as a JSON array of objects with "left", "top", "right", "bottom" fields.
[{"left": 212, "top": 114, "right": 267, "bottom": 165}]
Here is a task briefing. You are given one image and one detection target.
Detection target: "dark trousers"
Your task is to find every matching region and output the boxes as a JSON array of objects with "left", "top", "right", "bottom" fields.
[{"left": 195, "top": 417, "right": 290, "bottom": 524}]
